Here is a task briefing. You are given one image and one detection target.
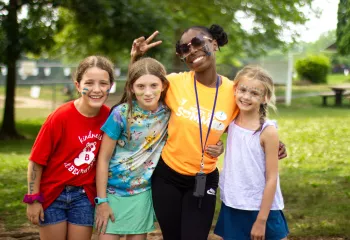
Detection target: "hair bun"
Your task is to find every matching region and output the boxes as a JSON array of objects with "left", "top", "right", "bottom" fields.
[{"left": 209, "top": 24, "right": 228, "bottom": 47}]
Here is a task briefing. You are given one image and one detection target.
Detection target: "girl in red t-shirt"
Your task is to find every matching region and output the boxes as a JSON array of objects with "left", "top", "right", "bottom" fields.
[{"left": 24, "top": 56, "right": 114, "bottom": 240}]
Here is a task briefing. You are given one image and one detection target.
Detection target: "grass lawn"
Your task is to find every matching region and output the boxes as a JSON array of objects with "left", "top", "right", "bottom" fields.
[
  {"left": 0, "top": 119, "right": 43, "bottom": 229},
  {"left": 214, "top": 100, "right": 350, "bottom": 237},
  {"left": 0, "top": 82, "right": 350, "bottom": 237},
  {"left": 327, "top": 73, "right": 350, "bottom": 84},
  {"left": 275, "top": 73, "right": 350, "bottom": 97}
]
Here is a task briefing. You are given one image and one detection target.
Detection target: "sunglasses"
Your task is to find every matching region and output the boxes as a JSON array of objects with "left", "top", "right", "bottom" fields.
[{"left": 176, "top": 35, "right": 212, "bottom": 59}]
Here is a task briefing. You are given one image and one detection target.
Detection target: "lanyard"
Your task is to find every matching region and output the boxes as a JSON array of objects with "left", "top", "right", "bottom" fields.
[{"left": 194, "top": 74, "right": 220, "bottom": 173}]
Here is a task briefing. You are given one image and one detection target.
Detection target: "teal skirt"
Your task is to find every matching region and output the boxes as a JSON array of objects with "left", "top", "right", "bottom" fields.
[{"left": 102, "top": 190, "right": 156, "bottom": 234}]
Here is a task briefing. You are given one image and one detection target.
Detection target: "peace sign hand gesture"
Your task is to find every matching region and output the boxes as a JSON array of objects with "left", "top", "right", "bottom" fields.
[{"left": 130, "top": 31, "right": 162, "bottom": 61}]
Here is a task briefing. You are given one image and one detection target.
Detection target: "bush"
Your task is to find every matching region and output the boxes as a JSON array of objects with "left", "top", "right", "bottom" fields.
[{"left": 295, "top": 55, "right": 331, "bottom": 84}]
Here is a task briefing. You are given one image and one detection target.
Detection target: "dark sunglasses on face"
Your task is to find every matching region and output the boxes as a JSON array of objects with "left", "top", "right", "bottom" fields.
[{"left": 176, "top": 35, "right": 213, "bottom": 59}]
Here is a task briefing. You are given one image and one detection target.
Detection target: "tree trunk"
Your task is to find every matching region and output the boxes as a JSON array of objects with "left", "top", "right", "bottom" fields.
[
  {"left": 0, "top": 0, "right": 23, "bottom": 140},
  {"left": 0, "top": 61, "right": 21, "bottom": 139}
]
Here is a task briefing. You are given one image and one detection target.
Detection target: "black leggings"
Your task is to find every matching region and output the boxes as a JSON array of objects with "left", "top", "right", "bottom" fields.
[{"left": 152, "top": 158, "right": 219, "bottom": 240}]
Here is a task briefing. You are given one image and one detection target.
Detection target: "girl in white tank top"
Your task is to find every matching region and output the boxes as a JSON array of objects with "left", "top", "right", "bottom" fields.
[{"left": 214, "top": 65, "right": 289, "bottom": 240}]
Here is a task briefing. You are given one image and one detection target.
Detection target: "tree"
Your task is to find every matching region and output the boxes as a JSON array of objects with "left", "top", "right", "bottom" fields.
[
  {"left": 0, "top": 0, "right": 57, "bottom": 139},
  {"left": 49, "top": 0, "right": 171, "bottom": 64},
  {"left": 298, "top": 30, "right": 336, "bottom": 53},
  {"left": 50, "top": 1, "right": 314, "bottom": 70},
  {"left": 336, "top": 0, "right": 350, "bottom": 55},
  {"left": 0, "top": 0, "right": 169, "bottom": 139}
]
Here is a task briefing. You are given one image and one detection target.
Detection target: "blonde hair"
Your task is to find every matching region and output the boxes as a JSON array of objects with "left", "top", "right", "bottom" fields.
[
  {"left": 112, "top": 57, "right": 169, "bottom": 139},
  {"left": 234, "top": 65, "right": 276, "bottom": 132}
]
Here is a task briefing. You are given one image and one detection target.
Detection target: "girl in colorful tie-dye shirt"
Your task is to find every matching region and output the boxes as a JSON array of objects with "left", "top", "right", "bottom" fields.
[{"left": 95, "top": 57, "right": 170, "bottom": 239}]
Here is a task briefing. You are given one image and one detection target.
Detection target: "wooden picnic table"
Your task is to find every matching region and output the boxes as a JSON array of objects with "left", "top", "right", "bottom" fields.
[{"left": 330, "top": 84, "right": 350, "bottom": 106}]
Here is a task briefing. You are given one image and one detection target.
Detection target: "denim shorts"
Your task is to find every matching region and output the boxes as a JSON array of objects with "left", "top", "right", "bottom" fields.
[{"left": 40, "top": 186, "right": 94, "bottom": 227}]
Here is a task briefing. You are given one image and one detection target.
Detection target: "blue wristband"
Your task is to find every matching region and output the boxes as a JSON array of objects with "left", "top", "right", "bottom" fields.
[{"left": 94, "top": 197, "right": 109, "bottom": 205}]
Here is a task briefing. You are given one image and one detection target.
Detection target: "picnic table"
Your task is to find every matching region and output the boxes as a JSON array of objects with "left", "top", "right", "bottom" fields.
[{"left": 330, "top": 84, "right": 350, "bottom": 106}]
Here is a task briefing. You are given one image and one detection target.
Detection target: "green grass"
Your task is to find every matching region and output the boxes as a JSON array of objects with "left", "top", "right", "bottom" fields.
[
  {"left": 0, "top": 83, "right": 350, "bottom": 237},
  {"left": 327, "top": 73, "right": 350, "bottom": 85},
  {"left": 215, "top": 100, "right": 350, "bottom": 237},
  {"left": 0, "top": 120, "right": 43, "bottom": 230},
  {"left": 272, "top": 112, "right": 350, "bottom": 236},
  {"left": 0, "top": 108, "right": 52, "bottom": 123},
  {"left": 276, "top": 85, "right": 330, "bottom": 96},
  {"left": 275, "top": 73, "right": 350, "bottom": 97}
]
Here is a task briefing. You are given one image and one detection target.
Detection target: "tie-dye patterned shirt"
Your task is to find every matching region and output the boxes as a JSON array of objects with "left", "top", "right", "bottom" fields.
[{"left": 101, "top": 101, "right": 170, "bottom": 196}]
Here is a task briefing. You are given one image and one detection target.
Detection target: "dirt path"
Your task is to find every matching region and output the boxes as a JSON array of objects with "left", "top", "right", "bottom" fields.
[
  {"left": 0, "top": 96, "right": 53, "bottom": 109},
  {"left": 0, "top": 223, "right": 223, "bottom": 240},
  {"left": 0, "top": 93, "right": 121, "bottom": 110},
  {"left": 0, "top": 222, "right": 346, "bottom": 240}
]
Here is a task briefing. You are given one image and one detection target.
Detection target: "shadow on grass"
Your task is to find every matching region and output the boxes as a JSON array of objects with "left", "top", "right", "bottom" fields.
[
  {"left": 0, "top": 121, "right": 42, "bottom": 154},
  {"left": 280, "top": 168, "right": 350, "bottom": 237}
]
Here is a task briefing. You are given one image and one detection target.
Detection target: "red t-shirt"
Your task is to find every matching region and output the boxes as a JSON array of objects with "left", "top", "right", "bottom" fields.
[{"left": 29, "top": 101, "right": 110, "bottom": 210}]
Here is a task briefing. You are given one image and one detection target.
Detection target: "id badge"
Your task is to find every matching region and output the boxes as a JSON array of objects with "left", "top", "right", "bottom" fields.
[{"left": 193, "top": 172, "right": 207, "bottom": 197}]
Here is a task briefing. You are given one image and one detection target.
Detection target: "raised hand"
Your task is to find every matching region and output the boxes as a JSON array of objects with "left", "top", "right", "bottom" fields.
[{"left": 130, "top": 31, "right": 162, "bottom": 61}]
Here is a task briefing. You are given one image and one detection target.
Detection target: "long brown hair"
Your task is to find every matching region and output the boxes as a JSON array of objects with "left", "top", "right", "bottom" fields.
[
  {"left": 233, "top": 65, "right": 276, "bottom": 132},
  {"left": 111, "top": 57, "right": 169, "bottom": 139}
]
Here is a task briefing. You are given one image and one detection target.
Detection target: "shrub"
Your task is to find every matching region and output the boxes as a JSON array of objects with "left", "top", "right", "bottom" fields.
[{"left": 295, "top": 55, "right": 331, "bottom": 84}]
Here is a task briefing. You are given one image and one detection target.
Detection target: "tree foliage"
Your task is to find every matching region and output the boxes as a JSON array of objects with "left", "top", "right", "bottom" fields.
[
  {"left": 0, "top": 0, "right": 61, "bottom": 139},
  {"left": 297, "top": 30, "right": 336, "bottom": 53},
  {"left": 0, "top": 1, "right": 57, "bottom": 63},
  {"left": 336, "top": 0, "right": 350, "bottom": 55},
  {"left": 0, "top": 0, "right": 314, "bottom": 139},
  {"left": 295, "top": 30, "right": 350, "bottom": 73},
  {"left": 51, "top": 0, "right": 315, "bottom": 68},
  {"left": 50, "top": 0, "right": 171, "bottom": 64}
]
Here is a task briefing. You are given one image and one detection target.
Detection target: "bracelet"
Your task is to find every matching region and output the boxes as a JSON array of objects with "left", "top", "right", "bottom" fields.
[{"left": 23, "top": 193, "right": 44, "bottom": 204}]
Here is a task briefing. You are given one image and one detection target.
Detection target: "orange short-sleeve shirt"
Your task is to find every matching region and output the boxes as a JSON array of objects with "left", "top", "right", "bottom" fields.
[{"left": 162, "top": 71, "right": 239, "bottom": 175}]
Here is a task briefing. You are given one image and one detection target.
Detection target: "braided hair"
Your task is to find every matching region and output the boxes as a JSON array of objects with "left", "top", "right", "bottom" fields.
[{"left": 233, "top": 65, "right": 277, "bottom": 133}]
